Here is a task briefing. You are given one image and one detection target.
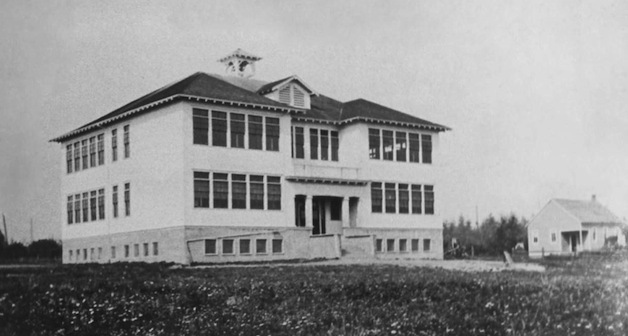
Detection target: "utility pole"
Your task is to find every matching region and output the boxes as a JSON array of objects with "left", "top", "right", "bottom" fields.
[
  {"left": 475, "top": 205, "right": 479, "bottom": 228},
  {"left": 30, "top": 218, "right": 34, "bottom": 243},
  {"left": 2, "top": 213, "right": 8, "bottom": 244}
]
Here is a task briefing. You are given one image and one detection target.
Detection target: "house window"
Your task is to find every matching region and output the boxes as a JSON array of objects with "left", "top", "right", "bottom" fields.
[
  {"left": 111, "top": 129, "right": 118, "bottom": 161},
  {"left": 69, "top": 249, "right": 73, "bottom": 261},
  {"left": 82, "top": 192, "right": 89, "bottom": 222},
  {"left": 375, "top": 239, "right": 383, "bottom": 252},
  {"left": 550, "top": 230, "right": 557, "bottom": 243},
  {"left": 386, "top": 239, "right": 395, "bottom": 252},
  {"left": 531, "top": 230, "right": 539, "bottom": 244},
  {"left": 112, "top": 185, "right": 118, "bottom": 218},
  {"left": 230, "top": 113, "right": 245, "bottom": 148},
  {"left": 123, "top": 125, "right": 130, "bottom": 158},
  {"left": 369, "top": 129, "right": 380, "bottom": 159},
  {"left": 310, "top": 129, "right": 318, "bottom": 159},
  {"left": 124, "top": 245, "right": 129, "bottom": 258},
  {"left": 81, "top": 139, "right": 88, "bottom": 169},
  {"left": 153, "top": 242, "right": 158, "bottom": 256},
  {"left": 424, "top": 185, "right": 434, "bottom": 215},
  {"left": 398, "top": 184, "right": 409, "bottom": 214},
  {"left": 248, "top": 115, "right": 263, "bottom": 150},
  {"left": 292, "top": 127, "right": 305, "bottom": 158},
  {"left": 74, "top": 142, "right": 81, "bottom": 171},
  {"left": 409, "top": 133, "right": 420, "bottom": 163},
  {"left": 231, "top": 174, "right": 247, "bottom": 209},
  {"left": 265, "top": 117, "right": 280, "bottom": 151},
  {"left": 240, "top": 239, "right": 251, "bottom": 254},
  {"left": 249, "top": 175, "right": 264, "bottom": 209},
  {"left": 331, "top": 131, "right": 339, "bottom": 161},
  {"left": 134, "top": 244, "right": 139, "bottom": 257},
  {"left": 76, "top": 249, "right": 80, "bottom": 261},
  {"left": 399, "top": 239, "right": 407, "bottom": 252},
  {"left": 382, "top": 130, "right": 394, "bottom": 161},
  {"left": 89, "top": 137, "right": 96, "bottom": 167},
  {"left": 272, "top": 239, "right": 283, "bottom": 254},
  {"left": 411, "top": 185, "right": 422, "bottom": 214},
  {"left": 193, "top": 109, "right": 209, "bottom": 145},
  {"left": 124, "top": 183, "right": 130, "bottom": 216},
  {"left": 423, "top": 239, "right": 431, "bottom": 252},
  {"left": 98, "top": 247, "right": 102, "bottom": 259},
  {"left": 111, "top": 246, "right": 116, "bottom": 259},
  {"left": 143, "top": 243, "right": 149, "bottom": 257},
  {"left": 396, "top": 132, "right": 407, "bottom": 162},
  {"left": 213, "top": 173, "right": 229, "bottom": 208},
  {"left": 74, "top": 194, "right": 81, "bottom": 223},
  {"left": 371, "top": 182, "right": 382, "bottom": 213},
  {"left": 97, "top": 134, "right": 104, "bottom": 165},
  {"left": 194, "top": 172, "right": 210, "bottom": 208},
  {"left": 593, "top": 228, "right": 597, "bottom": 241},
  {"left": 212, "top": 111, "right": 227, "bottom": 147},
  {"left": 320, "top": 130, "right": 329, "bottom": 160},
  {"left": 89, "top": 248, "right": 93, "bottom": 260},
  {"left": 66, "top": 145, "right": 73, "bottom": 174},
  {"left": 256, "top": 239, "right": 267, "bottom": 254},
  {"left": 385, "top": 183, "right": 396, "bottom": 213},
  {"left": 421, "top": 134, "right": 432, "bottom": 164},
  {"left": 67, "top": 196, "right": 73, "bottom": 224},
  {"left": 267, "top": 176, "right": 281, "bottom": 210},
  {"left": 411, "top": 239, "right": 419, "bottom": 252},
  {"left": 223, "top": 239, "right": 234, "bottom": 254},
  {"left": 205, "top": 239, "right": 217, "bottom": 254},
  {"left": 98, "top": 189, "right": 105, "bottom": 220}
]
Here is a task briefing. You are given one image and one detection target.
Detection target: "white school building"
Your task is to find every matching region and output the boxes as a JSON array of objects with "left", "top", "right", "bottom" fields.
[{"left": 52, "top": 49, "right": 450, "bottom": 264}]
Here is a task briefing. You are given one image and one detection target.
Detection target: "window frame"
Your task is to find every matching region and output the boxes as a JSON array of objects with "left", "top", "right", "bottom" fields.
[{"left": 193, "top": 108, "right": 209, "bottom": 145}]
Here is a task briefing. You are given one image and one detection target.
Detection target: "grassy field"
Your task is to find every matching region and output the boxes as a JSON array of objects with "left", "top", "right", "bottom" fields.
[{"left": 1, "top": 253, "right": 627, "bottom": 336}]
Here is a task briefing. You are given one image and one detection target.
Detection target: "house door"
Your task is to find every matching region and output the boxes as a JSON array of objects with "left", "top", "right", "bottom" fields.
[{"left": 312, "top": 198, "right": 326, "bottom": 235}]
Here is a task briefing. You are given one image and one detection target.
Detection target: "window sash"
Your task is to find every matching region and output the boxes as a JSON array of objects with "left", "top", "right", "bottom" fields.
[
  {"left": 98, "top": 189, "right": 105, "bottom": 220},
  {"left": 396, "top": 132, "right": 407, "bottom": 162},
  {"left": 385, "top": 183, "right": 396, "bottom": 213},
  {"left": 213, "top": 174, "right": 228, "bottom": 208},
  {"left": 310, "top": 129, "right": 318, "bottom": 159},
  {"left": 230, "top": 113, "right": 245, "bottom": 148},
  {"left": 331, "top": 131, "right": 338, "bottom": 161},
  {"left": 294, "top": 127, "right": 304, "bottom": 158},
  {"left": 90, "top": 191, "right": 97, "bottom": 221},
  {"left": 231, "top": 178, "right": 247, "bottom": 209},
  {"left": 411, "top": 184, "right": 422, "bottom": 214},
  {"left": 248, "top": 115, "right": 263, "bottom": 150},
  {"left": 212, "top": 111, "right": 227, "bottom": 147},
  {"left": 74, "top": 195, "right": 81, "bottom": 223},
  {"left": 320, "top": 130, "right": 329, "bottom": 160},
  {"left": 205, "top": 239, "right": 216, "bottom": 254},
  {"left": 409, "top": 133, "right": 420, "bottom": 163},
  {"left": 194, "top": 173, "right": 210, "bottom": 208},
  {"left": 113, "top": 186, "right": 118, "bottom": 218},
  {"left": 250, "top": 181, "right": 264, "bottom": 210},
  {"left": 67, "top": 196, "right": 73, "bottom": 224},
  {"left": 424, "top": 185, "right": 434, "bottom": 215},
  {"left": 124, "top": 183, "right": 130, "bottom": 216},
  {"left": 265, "top": 117, "right": 279, "bottom": 151},
  {"left": 369, "top": 129, "right": 380, "bottom": 159},
  {"left": 398, "top": 184, "right": 409, "bottom": 214},
  {"left": 74, "top": 143, "right": 81, "bottom": 171},
  {"left": 421, "top": 134, "right": 432, "bottom": 164},
  {"left": 82, "top": 193, "right": 89, "bottom": 222},
  {"left": 267, "top": 178, "right": 281, "bottom": 210},
  {"left": 193, "top": 109, "right": 209, "bottom": 145},
  {"left": 382, "top": 130, "right": 394, "bottom": 161},
  {"left": 371, "top": 183, "right": 383, "bottom": 213}
]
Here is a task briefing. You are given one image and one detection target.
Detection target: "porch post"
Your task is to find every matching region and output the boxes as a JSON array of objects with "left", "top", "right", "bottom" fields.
[
  {"left": 579, "top": 230, "right": 583, "bottom": 253},
  {"left": 305, "top": 196, "right": 313, "bottom": 228},
  {"left": 341, "top": 197, "right": 350, "bottom": 228}
]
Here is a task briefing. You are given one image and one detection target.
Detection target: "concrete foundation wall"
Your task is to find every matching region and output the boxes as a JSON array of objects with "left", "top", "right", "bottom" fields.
[{"left": 344, "top": 227, "right": 443, "bottom": 259}]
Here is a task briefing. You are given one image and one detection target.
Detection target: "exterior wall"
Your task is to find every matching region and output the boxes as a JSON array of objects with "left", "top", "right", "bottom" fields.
[
  {"left": 61, "top": 103, "right": 187, "bottom": 244},
  {"left": 527, "top": 201, "right": 581, "bottom": 258},
  {"left": 344, "top": 227, "right": 443, "bottom": 259}
]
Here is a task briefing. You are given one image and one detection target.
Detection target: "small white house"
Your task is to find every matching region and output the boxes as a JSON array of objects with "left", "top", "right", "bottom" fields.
[{"left": 528, "top": 196, "right": 626, "bottom": 258}]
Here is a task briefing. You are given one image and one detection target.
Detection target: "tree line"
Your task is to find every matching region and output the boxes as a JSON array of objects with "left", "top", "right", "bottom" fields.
[
  {"left": 443, "top": 214, "right": 528, "bottom": 257},
  {"left": 0, "top": 231, "right": 62, "bottom": 262}
]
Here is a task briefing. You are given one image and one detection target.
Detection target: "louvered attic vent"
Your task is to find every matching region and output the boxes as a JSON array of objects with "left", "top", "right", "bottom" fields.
[{"left": 278, "top": 85, "right": 306, "bottom": 108}]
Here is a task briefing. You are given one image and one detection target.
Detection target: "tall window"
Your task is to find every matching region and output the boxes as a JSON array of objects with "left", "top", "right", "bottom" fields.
[
  {"left": 74, "top": 142, "right": 81, "bottom": 172},
  {"left": 231, "top": 174, "right": 247, "bottom": 209},
  {"left": 123, "top": 125, "right": 130, "bottom": 158},
  {"left": 213, "top": 173, "right": 228, "bottom": 208},
  {"left": 230, "top": 113, "right": 245, "bottom": 148},
  {"left": 74, "top": 194, "right": 81, "bottom": 223},
  {"left": 97, "top": 134, "right": 104, "bottom": 165},
  {"left": 90, "top": 190, "right": 97, "bottom": 221},
  {"left": 111, "top": 129, "right": 118, "bottom": 162},
  {"left": 81, "top": 140, "right": 88, "bottom": 169},
  {"left": 409, "top": 133, "right": 420, "bottom": 163},
  {"left": 265, "top": 117, "right": 280, "bottom": 151},
  {"left": 82, "top": 192, "right": 89, "bottom": 222},
  {"left": 396, "top": 132, "right": 407, "bottom": 162},
  {"left": 66, "top": 145, "right": 73, "bottom": 174},
  {"left": 293, "top": 127, "right": 304, "bottom": 159},
  {"left": 98, "top": 189, "right": 105, "bottom": 220},
  {"left": 320, "top": 130, "right": 329, "bottom": 160},
  {"left": 267, "top": 176, "right": 281, "bottom": 210},
  {"left": 112, "top": 185, "right": 118, "bottom": 218},
  {"left": 194, "top": 172, "right": 210, "bottom": 208},
  {"left": 249, "top": 175, "right": 264, "bottom": 209},
  {"left": 89, "top": 137, "right": 96, "bottom": 167},
  {"left": 421, "top": 134, "right": 432, "bottom": 164},
  {"left": 310, "top": 129, "right": 318, "bottom": 159},
  {"left": 193, "top": 109, "right": 209, "bottom": 145},
  {"left": 385, "top": 183, "right": 396, "bottom": 213},
  {"left": 212, "top": 111, "right": 227, "bottom": 147},
  {"left": 67, "top": 196, "right": 73, "bottom": 224},
  {"left": 424, "top": 185, "right": 434, "bottom": 215},
  {"left": 331, "top": 131, "right": 339, "bottom": 161},
  {"left": 371, "top": 182, "right": 382, "bottom": 213},
  {"left": 398, "top": 184, "right": 409, "bottom": 214},
  {"left": 248, "top": 115, "right": 263, "bottom": 150},
  {"left": 369, "top": 129, "right": 380, "bottom": 159},
  {"left": 124, "top": 183, "right": 130, "bottom": 216},
  {"left": 411, "top": 184, "right": 422, "bottom": 214},
  {"left": 382, "top": 130, "right": 394, "bottom": 161}
]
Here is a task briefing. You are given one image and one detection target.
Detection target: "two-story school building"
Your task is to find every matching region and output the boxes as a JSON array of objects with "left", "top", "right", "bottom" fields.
[{"left": 52, "top": 49, "right": 451, "bottom": 264}]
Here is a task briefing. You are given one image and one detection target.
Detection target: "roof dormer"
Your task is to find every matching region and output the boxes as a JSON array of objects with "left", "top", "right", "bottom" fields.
[{"left": 257, "top": 75, "right": 317, "bottom": 109}]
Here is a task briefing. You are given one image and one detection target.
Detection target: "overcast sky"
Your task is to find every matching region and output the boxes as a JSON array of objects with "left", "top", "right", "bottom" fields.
[{"left": 1, "top": 0, "right": 627, "bottom": 242}]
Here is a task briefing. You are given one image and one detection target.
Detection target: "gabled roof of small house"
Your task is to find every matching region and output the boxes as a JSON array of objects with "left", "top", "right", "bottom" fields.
[
  {"left": 52, "top": 71, "right": 450, "bottom": 142},
  {"left": 553, "top": 199, "right": 624, "bottom": 225}
]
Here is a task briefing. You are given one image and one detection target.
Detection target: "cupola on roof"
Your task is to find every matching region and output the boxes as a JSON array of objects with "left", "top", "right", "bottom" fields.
[{"left": 218, "top": 48, "right": 262, "bottom": 78}]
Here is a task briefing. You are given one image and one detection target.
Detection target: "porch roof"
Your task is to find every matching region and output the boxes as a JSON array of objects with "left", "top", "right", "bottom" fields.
[{"left": 285, "top": 176, "right": 369, "bottom": 186}]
